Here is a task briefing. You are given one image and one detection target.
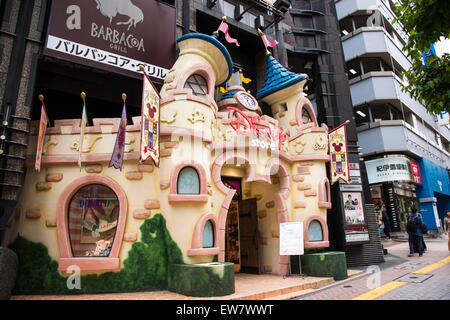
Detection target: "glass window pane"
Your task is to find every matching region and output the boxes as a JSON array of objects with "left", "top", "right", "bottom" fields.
[
  {"left": 202, "top": 220, "right": 214, "bottom": 248},
  {"left": 308, "top": 220, "right": 323, "bottom": 242},
  {"left": 354, "top": 105, "right": 370, "bottom": 126},
  {"left": 371, "top": 104, "right": 391, "bottom": 121},
  {"left": 177, "top": 167, "right": 200, "bottom": 194},
  {"left": 68, "top": 184, "right": 119, "bottom": 257},
  {"left": 302, "top": 108, "right": 312, "bottom": 124},
  {"left": 184, "top": 74, "right": 208, "bottom": 96}
]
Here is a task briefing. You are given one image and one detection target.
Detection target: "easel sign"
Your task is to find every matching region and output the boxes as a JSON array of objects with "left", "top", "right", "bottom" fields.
[{"left": 280, "top": 222, "right": 304, "bottom": 256}]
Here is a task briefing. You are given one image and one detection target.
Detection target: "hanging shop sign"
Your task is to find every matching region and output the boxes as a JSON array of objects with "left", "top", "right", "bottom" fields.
[
  {"left": 280, "top": 222, "right": 304, "bottom": 256},
  {"left": 226, "top": 106, "right": 287, "bottom": 150},
  {"left": 365, "top": 157, "right": 413, "bottom": 184},
  {"left": 44, "top": 0, "right": 175, "bottom": 83},
  {"left": 329, "top": 123, "right": 350, "bottom": 184},
  {"left": 409, "top": 159, "right": 422, "bottom": 184}
]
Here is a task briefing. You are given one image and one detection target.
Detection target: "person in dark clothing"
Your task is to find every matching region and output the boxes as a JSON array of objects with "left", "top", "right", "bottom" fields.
[
  {"left": 407, "top": 207, "right": 424, "bottom": 257},
  {"left": 381, "top": 208, "right": 391, "bottom": 239}
]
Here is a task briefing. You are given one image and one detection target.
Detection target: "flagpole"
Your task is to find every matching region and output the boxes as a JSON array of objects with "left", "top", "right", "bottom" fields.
[
  {"left": 258, "top": 28, "right": 271, "bottom": 56},
  {"left": 78, "top": 92, "right": 87, "bottom": 171},
  {"left": 213, "top": 16, "right": 227, "bottom": 37}
]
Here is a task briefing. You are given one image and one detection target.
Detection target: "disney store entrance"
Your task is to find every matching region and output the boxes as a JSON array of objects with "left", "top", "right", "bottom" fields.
[{"left": 223, "top": 176, "right": 260, "bottom": 274}]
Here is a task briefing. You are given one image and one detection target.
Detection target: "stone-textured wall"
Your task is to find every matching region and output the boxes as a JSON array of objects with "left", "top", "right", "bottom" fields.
[{"left": 0, "top": 0, "right": 47, "bottom": 201}]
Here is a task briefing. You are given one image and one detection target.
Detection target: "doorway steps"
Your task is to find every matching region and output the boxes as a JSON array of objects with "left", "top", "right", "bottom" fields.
[{"left": 228, "top": 273, "right": 334, "bottom": 300}]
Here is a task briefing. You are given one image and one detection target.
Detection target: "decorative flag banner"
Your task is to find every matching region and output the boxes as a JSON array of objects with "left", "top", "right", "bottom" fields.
[
  {"left": 240, "top": 69, "right": 252, "bottom": 84},
  {"left": 109, "top": 94, "right": 128, "bottom": 171},
  {"left": 214, "top": 16, "right": 240, "bottom": 47},
  {"left": 329, "top": 121, "right": 350, "bottom": 185},
  {"left": 140, "top": 66, "right": 161, "bottom": 167},
  {"left": 78, "top": 92, "right": 88, "bottom": 171},
  {"left": 35, "top": 95, "right": 49, "bottom": 174},
  {"left": 258, "top": 28, "right": 279, "bottom": 55}
]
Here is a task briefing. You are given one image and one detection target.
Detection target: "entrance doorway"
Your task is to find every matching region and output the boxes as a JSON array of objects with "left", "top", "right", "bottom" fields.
[{"left": 223, "top": 176, "right": 260, "bottom": 274}]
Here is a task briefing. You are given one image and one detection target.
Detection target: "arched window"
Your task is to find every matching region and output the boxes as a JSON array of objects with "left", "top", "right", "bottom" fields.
[
  {"left": 308, "top": 220, "right": 323, "bottom": 242},
  {"left": 184, "top": 74, "right": 208, "bottom": 96},
  {"left": 68, "top": 184, "right": 119, "bottom": 257},
  {"left": 318, "top": 177, "right": 331, "bottom": 209},
  {"left": 177, "top": 166, "right": 200, "bottom": 194},
  {"left": 202, "top": 220, "right": 214, "bottom": 248}
]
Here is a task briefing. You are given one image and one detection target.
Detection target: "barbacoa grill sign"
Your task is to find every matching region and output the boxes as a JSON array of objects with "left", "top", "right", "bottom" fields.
[{"left": 44, "top": 0, "right": 175, "bottom": 82}]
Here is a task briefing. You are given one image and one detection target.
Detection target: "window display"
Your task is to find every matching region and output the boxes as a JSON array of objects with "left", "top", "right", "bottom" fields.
[{"left": 68, "top": 184, "right": 119, "bottom": 257}]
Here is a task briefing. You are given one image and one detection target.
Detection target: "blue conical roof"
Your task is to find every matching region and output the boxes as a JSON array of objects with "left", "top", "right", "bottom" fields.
[{"left": 256, "top": 55, "right": 308, "bottom": 100}]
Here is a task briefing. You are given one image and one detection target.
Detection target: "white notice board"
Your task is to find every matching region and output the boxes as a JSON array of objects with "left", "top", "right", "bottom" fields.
[{"left": 279, "top": 222, "right": 304, "bottom": 256}]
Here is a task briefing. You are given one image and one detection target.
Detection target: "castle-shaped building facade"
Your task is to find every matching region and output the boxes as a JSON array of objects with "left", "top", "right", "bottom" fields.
[{"left": 3, "top": 32, "right": 333, "bottom": 294}]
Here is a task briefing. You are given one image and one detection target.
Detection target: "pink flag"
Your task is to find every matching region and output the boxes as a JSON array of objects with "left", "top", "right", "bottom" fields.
[
  {"left": 218, "top": 21, "right": 240, "bottom": 47},
  {"left": 262, "top": 34, "right": 278, "bottom": 48},
  {"left": 108, "top": 101, "right": 127, "bottom": 171},
  {"left": 35, "top": 98, "right": 49, "bottom": 173}
]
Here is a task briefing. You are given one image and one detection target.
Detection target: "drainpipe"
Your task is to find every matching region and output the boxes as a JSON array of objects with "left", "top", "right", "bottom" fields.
[{"left": 182, "top": 0, "right": 190, "bottom": 35}]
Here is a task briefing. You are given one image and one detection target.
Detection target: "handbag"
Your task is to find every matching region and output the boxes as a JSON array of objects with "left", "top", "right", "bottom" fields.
[{"left": 420, "top": 222, "right": 428, "bottom": 234}]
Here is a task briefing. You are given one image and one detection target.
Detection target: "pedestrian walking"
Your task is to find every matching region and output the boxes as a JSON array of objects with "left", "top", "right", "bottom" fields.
[
  {"left": 407, "top": 207, "right": 424, "bottom": 257},
  {"left": 382, "top": 207, "right": 391, "bottom": 239},
  {"left": 444, "top": 210, "right": 450, "bottom": 251}
]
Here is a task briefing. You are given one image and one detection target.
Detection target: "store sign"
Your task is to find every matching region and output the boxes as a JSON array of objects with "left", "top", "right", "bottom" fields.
[
  {"left": 280, "top": 222, "right": 304, "bottom": 256},
  {"left": 409, "top": 160, "right": 422, "bottom": 184},
  {"left": 437, "top": 110, "right": 449, "bottom": 126},
  {"left": 44, "top": 0, "right": 175, "bottom": 82},
  {"left": 365, "top": 157, "right": 413, "bottom": 184},
  {"left": 226, "top": 106, "right": 287, "bottom": 150}
]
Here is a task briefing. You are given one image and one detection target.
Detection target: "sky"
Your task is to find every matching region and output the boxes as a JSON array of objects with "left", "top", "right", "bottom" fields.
[{"left": 435, "top": 37, "right": 450, "bottom": 57}]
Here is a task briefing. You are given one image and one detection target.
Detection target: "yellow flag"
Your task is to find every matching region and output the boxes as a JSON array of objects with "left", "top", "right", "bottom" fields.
[{"left": 240, "top": 71, "right": 252, "bottom": 84}]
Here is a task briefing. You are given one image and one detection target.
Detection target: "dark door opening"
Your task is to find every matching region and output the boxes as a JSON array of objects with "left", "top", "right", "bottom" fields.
[{"left": 225, "top": 198, "right": 260, "bottom": 274}]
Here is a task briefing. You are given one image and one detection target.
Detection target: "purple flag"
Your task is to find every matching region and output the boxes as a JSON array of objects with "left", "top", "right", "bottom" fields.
[{"left": 109, "top": 102, "right": 127, "bottom": 170}]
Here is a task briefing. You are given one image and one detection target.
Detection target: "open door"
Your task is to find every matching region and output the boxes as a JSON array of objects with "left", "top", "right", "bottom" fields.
[{"left": 239, "top": 198, "right": 259, "bottom": 274}]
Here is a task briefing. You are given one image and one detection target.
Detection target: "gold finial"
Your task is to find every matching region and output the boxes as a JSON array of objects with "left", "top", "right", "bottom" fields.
[
  {"left": 80, "top": 92, "right": 86, "bottom": 101},
  {"left": 139, "top": 65, "right": 145, "bottom": 72},
  {"left": 122, "top": 93, "right": 127, "bottom": 102},
  {"left": 345, "top": 120, "right": 350, "bottom": 125},
  {"left": 222, "top": 16, "right": 227, "bottom": 22},
  {"left": 38, "top": 94, "right": 44, "bottom": 103},
  {"left": 257, "top": 28, "right": 271, "bottom": 56}
]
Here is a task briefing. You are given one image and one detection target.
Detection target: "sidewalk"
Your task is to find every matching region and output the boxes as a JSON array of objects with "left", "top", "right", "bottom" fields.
[
  {"left": 293, "top": 234, "right": 450, "bottom": 300},
  {"left": 10, "top": 235, "right": 449, "bottom": 301}
]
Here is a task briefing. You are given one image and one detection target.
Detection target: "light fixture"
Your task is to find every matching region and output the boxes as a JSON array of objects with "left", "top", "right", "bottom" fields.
[
  {"left": 349, "top": 68, "right": 357, "bottom": 75},
  {"left": 356, "top": 110, "right": 366, "bottom": 117},
  {"left": 342, "top": 30, "right": 349, "bottom": 35}
]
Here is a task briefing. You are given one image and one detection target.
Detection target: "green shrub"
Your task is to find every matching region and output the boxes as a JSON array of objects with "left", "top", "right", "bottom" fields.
[{"left": 9, "top": 214, "right": 184, "bottom": 295}]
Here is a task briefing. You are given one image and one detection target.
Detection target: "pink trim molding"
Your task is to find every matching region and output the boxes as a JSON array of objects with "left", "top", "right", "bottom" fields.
[
  {"left": 318, "top": 177, "right": 332, "bottom": 209},
  {"left": 211, "top": 150, "right": 292, "bottom": 275},
  {"left": 303, "top": 215, "right": 330, "bottom": 249},
  {"left": 168, "top": 161, "right": 209, "bottom": 203},
  {"left": 56, "top": 175, "right": 128, "bottom": 272},
  {"left": 296, "top": 97, "right": 319, "bottom": 130},
  {"left": 187, "top": 213, "right": 220, "bottom": 256}
]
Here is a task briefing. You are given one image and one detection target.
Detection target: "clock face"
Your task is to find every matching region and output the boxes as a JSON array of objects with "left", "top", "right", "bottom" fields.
[{"left": 235, "top": 92, "right": 258, "bottom": 111}]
